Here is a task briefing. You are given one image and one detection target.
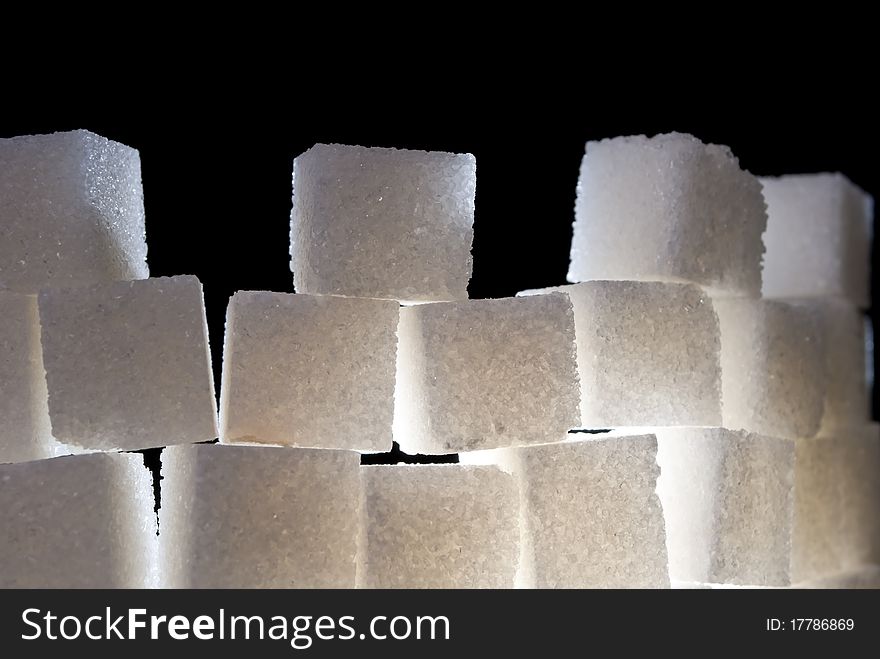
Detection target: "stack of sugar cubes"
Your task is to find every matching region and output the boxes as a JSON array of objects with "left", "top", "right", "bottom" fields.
[
  {"left": 2, "top": 129, "right": 877, "bottom": 589},
  {"left": 547, "top": 132, "right": 877, "bottom": 589},
  {"left": 1, "top": 130, "right": 218, "bottom": 586},
  {"left": 218, "top": 144, "right": 525, "bottom": 588}
]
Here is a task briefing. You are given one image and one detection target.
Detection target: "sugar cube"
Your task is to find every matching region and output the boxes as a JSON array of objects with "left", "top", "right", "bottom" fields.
[
  {"left": 792, "top": 437, "right": 844, "bottom": 583},
  {"left": 714, "top": 298, "right": 825, "bottom": 438},
  {"left": 394, "top": 293, "right": 580, "bottom": 454},
  {"left": 358, "top": 465, "right": 519, "bottom": 588},
  {"left": 0, "top": 129, "right": 148, "bottom": 294},
  {"left": 838, "top": 427, "right": 880, "bottom": 570},
  {"left": 793, "top": 429, "right": 880, "bottom": 583},
  {"left": 38, "top": 275, "right": 218, "bottom": 451},
  {"left": 520, "top": 281, "right": 721, "bottom": 428},
  {"left": 0, "top": 453, "right": 156, "bottom": 587},
  {"left": 291, "top": 143, "right": 476, "bottom": 303},
  {"left": 568, "top": 133, "right": 766, "bottom": 296},
  {"left": 761, "top": 173, "right": 873, "bottom": 307},
  {"left": 466, "top": 434, "right": 669, "bottom": 588},
  {"left": 801, "top": 300, "right": 867, "bottom": 435},
  {"left": 159, "top": 444, "right": 360, "bottom": 588},
  {"left": 656, "top": 428, "right": 795, "bottom": 587},
  {"left": 219, "top": 291, "right": 398, "bottom": 451},
  {"left": 0, "top": 291, "right": 84, "bottom": 462},
  {"left": 0, "top": 292, "right": 54, "bottom": 463}
]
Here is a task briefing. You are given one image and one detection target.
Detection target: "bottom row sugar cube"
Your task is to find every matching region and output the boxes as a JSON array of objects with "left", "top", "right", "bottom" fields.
[
  {"left": 658, "top": 425, "right": 880, "bottom": 589},
  {"left": 837, "top": 428, "right": 880, "bottom": 570},
  {"left": 656, "top": 427, "right": 795, "bottom": 587},
  {"left": 793, "top": 436, "right": 847, "bottom": 584},
  {"left": 466, "top": 434, "right": 670, "bottom": 588},
  {"left": 159, "top": 444, "right": 361, "bottom": 588},
  {"left": 0, "top": 453, "right": 156, "bottom": 588},
  {"left": 358, "top": 465, "right": 520, "bottom": 588},
  {"left": 793, "top": 428, "right": 880, "bottom": 583}
]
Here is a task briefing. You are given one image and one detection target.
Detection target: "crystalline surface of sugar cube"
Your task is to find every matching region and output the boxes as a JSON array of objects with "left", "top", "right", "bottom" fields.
[
  {"left": 394, "top": 293, "right": 580, "bottom": 454},
  {"left": 220, "top": 291, "right": 398, "bottom": 452},
  {"left": 761, "top": 173, "right": 873, "bottom": 307},
  {"left": 792, "top": 437, "right": 841, "bottom": 583},
  {"left": 38, "top": 275, "right": 218, "bottom": 451},
  {"left": 0, "top": 291, "right": 84, "bottom": 463},
  {"left": 714, "top": 298, "right": 825, "bottom": 438},
  {"left": 656, "top": 428, "right": 795, "bottom": 587},
  {"left": 793, "top": 429, "right": 880, "bottom": 583},
  {"left": 291, "top": 143, "right": 475, "bottom": 303},
  {"left": 0, "top": 130, "right": 148, "bottom": 293},
  {"left": 159, "top": 444, "right": 360, "bottom": 588},
  {"left": 795, "top": 300, "right": 867, "bottom": 435},
  {"left": 0, "top": 453, "right": 156, "bottom": 587},
  {"left": 358, "top": 465, "right": 519, "bottom": 588},
  {"left": 568, "top": 133, "right": 766, "bottom": 296},
  {"left": 520, "top": 282, "right": 721, "bottom": 428},
  {"left": 0, "top": 292, "right": 54, "bottom": 463},
  {"left": 838, "top": 427, "right": 880, "bottom": 570},
  {"left": 466, "top": 434, "right": 668, "bottom": 588}
]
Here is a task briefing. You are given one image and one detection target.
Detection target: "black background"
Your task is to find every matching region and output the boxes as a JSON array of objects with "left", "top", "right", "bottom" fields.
[{"left": 2, "top": 100, "right": 876, "bottom": 471}]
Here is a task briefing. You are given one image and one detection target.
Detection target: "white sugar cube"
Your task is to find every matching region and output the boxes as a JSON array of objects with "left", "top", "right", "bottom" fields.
[
  {"left": 0, "top": 291, "right": 86, "bottom": 463},
  {"left": 358, "top": 465, "right": 519, "bottom": 588},
  {"left": 291, "top": 143, "right": 475, "bottom": 303},
  {"left": 38, "top": 276, "right": 218, "bottom": 451},
  {"left": 714, "top": 298, "right": 826, "bottom": 438},
  {"left": 394, "top": 293, "right": 580, "bottom": 454},
  {"left": 520, "top": 282, "right": 721, "bottom": 428},
  {"left": 220, "top": 291, "right": 398, "bottom": 452},
  {"left": 159, "top": 444, "right": 360, "bottom": 588},
  {"left": 0, "top": 453, "right": 156, "bottom": 587},
  {"left": 793, "top": 430, "right": 880, "bottom": 583},
  {"left": 0, "top": 292, "right": 54, "bottom": 463},
  {"left": 792, "top": 437, "right": 844, "bottom": 583},
  {"left": 761, "top": 173, "right": 873, "bottom": 307},
  {"left": 798, "top": 300, "right": 868, "bottom": 435},
  {"left": 568, "top": 133, "right": 766, "bottom": 296},
  {"left": 0, "top": 130, "right": 148, "bottom": 293},
  {"left": 465, "top": 434, "right": 669, "bottom": 588},
  {"left": 656, "top": 428, "right": 795, "bottom": 587},
  {"left": 838, "top": 427, "right": 880, "bottom": 571}
]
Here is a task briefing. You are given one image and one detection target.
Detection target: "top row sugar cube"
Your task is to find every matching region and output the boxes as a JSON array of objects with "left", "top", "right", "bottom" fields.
[
  {"left": 761, "top": 173, "right": 873, "bottom": 308},
  {"left": 568, "top": 132, "right": 767, "bottom": 297},
  {"left": 0, "top": 130, "right": 148, "bottom": 294},
  {"left": 291, "top": 144, "right": 476, "bottom": 303}
]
